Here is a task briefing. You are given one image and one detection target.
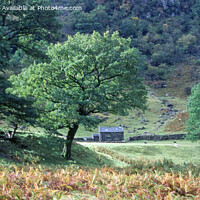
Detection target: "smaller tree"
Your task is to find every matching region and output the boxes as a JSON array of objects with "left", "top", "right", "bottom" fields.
[
  {"left": 177, "top": 34, "right": 197, "bottom": 54},
  {"left": 0, "top": 76, "right": 37, "bottom": 139},
  {"left": 186, "top": 83, "right": 200, "bottom": 141},
  {"left": 120, "top": 18, "right": 137, "bottom": 38}
]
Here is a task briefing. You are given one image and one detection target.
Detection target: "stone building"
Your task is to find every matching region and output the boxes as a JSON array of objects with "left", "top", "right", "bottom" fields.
[{"left": 99, "top": 126, "right": 124, "bottom": 142}]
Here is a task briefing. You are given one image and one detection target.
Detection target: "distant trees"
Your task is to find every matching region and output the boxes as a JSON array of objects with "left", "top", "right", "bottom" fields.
[
  {"left": 0, "top": 0, "right": 61, "bottom": 136},
  {"left": 0, "top": 0, "right": 60, "bottom": 70},
  {"left": 8, "top": 31, "right": 147, "bottom": 159},
  {"left": 177, "top": 34, "right": 197, "bottom": 54},
  {"left": 186, "top": 83, "right": 200, "bottom": 141},
  {"left": 61, "top": 0, "right": 200, "bottom": 82}
]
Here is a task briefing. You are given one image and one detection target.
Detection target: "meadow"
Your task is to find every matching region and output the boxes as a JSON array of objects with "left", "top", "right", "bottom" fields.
[
  {"left": 81, "top": 140, "right": 200, "bottom": 165},
  {"left": 1, "top": 92, "right": 199, "bottom": 199}
]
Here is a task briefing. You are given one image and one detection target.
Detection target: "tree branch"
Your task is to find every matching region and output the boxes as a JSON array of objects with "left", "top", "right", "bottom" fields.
[{"left": 68, "top": 75, "right": 85, "bottom": 91}]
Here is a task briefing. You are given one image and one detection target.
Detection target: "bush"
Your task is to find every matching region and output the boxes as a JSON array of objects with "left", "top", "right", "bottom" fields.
[
  {"left": 184, "top": 86, "right": 192, "bottom": 95},
  {"left": 186, "top": 83, "right": 200, "bottom": 141}
]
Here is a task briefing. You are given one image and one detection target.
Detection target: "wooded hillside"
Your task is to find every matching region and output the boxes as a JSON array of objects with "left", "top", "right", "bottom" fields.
[{"left": 58, "top": 0, "right": 200, "bottom": 82}]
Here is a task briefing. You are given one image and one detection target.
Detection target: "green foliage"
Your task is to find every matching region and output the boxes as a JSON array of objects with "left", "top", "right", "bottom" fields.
[
  {"left": 0, "top": 0, "right": 60, "bottom": 70},
  {"left": 177, "top": 34, "right": 197, "bottom": 54},
  {"left": 146, "top": 65, "right": 166, "bottom": 81},
  {"left": 0, "top": 75, "right": 38, "bottom": 136},
  {"left": 8, "top": 31, "right": 147, "bottom": 132},
  {"left": 0, "top": 0, "right": 61, "bottom": 135},
  {"left": 186, "top": 83, "right": 200, "bottom": 141},
  {"left": 119, "top": 18, "right": 137, "bottom": 38},
  {"left": 0, "top": 29, "right": 11, "bottom": 71},
  {"left": 61, "top": 0, "right": 200, "bottom": 81}
]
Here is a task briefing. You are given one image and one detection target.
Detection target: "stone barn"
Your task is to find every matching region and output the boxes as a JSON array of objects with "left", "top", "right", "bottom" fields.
[{"left": 99, "top": 126, "right": 124, "bottom": 142}]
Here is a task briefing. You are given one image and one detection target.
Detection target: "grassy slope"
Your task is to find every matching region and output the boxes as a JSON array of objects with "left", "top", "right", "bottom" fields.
[
  {"left": 1, "top": 132, "right": 200, "bottom": 167},
  {"left": 73, "top": 93, "right": 187, "bottom": 140},
  {"left": 156, "top": 63, "right": 200, "bottom": 99}
]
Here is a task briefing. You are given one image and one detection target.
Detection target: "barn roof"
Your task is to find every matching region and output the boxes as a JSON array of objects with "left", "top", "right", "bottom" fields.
[{"left": 99, "top": 126, "right": 124, "bottom": 133}]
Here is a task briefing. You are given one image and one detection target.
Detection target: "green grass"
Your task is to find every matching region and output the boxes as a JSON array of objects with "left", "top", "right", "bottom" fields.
[
  {"left": 2, "top": 131, "right": 199, "bottom": 169},
  {"left": 81, "top": 140, "right": 200, "bottom": 164},
  {"left": 0, "top": 132, "right": 127, "bottom": 168}
]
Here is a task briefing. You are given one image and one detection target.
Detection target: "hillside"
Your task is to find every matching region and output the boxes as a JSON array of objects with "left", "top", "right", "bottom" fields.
[
  {"left": 53, "top": 1, "right": 200, "bottom": 139},
  {"left": 73, "top": 90, "right": 187, "bottom": 140},
  {"left": 57, "top": 0, "right": 200, "bottom": 78},
  {"left": 73, "top": 62, "right": 200, "bottom": 139}
]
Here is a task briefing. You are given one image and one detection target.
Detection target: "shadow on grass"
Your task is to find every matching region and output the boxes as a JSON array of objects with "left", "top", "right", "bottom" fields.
[{"left": 0, "top": 132, "right": 117, "bottom": 168}]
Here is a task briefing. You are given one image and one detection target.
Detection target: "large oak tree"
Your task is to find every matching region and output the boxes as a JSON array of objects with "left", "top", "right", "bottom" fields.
[{"left": 8, "top": 31, "right": 147, "bottom": 159}]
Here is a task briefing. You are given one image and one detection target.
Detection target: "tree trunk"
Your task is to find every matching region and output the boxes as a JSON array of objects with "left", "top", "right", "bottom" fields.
[
  {"left": 62, "top": 124, "right": 79, "bottom": 160},
  {"left": 7, "top": 124, "right": 18, "bottom": 140},
  {"left": 13, "top": 124, "right": 18, "bottom": 135}
]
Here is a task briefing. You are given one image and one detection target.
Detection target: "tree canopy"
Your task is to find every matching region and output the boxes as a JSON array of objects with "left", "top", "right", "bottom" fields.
[
  {"left": 8, "top": 31, "right": 147, "bottom": 159},
  {"left": 186, "top": 83, "right": 200, "bottom": 141},
  {"left": 0, "top": 0, "right": 61, "bottom": 136},
  {"left": 0, "top": 0, "right": 60, "bottom": 71}
]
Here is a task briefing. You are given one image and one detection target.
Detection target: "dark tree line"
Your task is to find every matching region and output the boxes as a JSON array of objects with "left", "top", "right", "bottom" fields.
[{"left": 0, "top": 0, "right": 61, "bottom": 138}]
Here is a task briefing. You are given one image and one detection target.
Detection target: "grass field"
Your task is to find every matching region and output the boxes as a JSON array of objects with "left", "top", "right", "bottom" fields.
[
  {"left": 0, "top": 132, "right": 129, "bottom": 168},
  {"left": 80, "top": 140, "right": 200, "bottom": 165}
]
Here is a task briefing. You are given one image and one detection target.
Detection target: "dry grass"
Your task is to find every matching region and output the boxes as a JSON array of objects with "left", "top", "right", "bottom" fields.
[{"left": 0, "top": 163, "right": 200, "bottom": 199}]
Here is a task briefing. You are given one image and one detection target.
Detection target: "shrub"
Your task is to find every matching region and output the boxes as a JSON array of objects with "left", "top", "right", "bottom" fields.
[{"left": 184, "top": 86, "right": 192, "bottom": 95}]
